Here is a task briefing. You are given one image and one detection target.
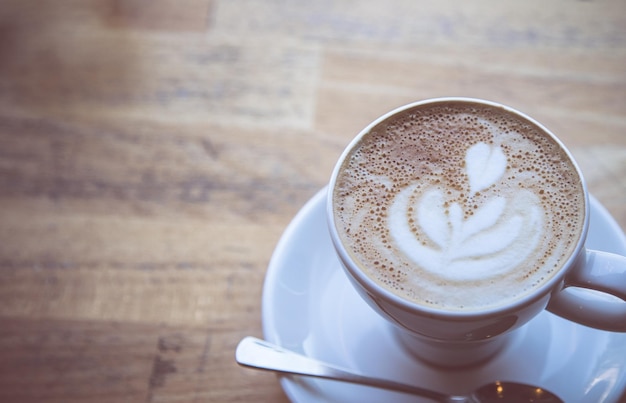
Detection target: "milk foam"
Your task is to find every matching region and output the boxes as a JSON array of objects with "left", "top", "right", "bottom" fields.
[
  {"left": 466, "top": 142, "right": 507, "bottom": 194},
  {"left": 333, "top": 102, "right": 585, "bottom": 311},
  {"left": 388, "top": 152, "right": 543, "bottom": 281}
]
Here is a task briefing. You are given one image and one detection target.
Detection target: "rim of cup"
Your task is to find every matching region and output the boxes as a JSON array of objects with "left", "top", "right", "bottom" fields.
[{"left": 326, "top": 97, "right": 590, "bottom": 320}]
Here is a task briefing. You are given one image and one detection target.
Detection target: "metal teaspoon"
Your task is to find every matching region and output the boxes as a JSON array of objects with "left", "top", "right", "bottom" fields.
[{"left": 235, "top": 337, "right": 562, "bottom": 403}]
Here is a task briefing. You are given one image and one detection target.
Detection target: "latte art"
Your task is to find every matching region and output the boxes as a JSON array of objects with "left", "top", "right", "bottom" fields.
[
  {"left": 332, "top": 101, "right": 585, "bottom": 311},
  {"left": 388, "top": 143, "right": 543, "bottom": 281},
  {"left": 465, "top": 142, "right": 507, "bottom": 194}
]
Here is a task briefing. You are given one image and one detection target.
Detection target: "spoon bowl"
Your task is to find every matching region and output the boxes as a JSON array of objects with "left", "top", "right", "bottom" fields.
[
  {"left": 236, "top": 337, "right": 563, "bottom": 403},
  {"left": 473, "top": 382, "right": 561, "bottom": 403}
]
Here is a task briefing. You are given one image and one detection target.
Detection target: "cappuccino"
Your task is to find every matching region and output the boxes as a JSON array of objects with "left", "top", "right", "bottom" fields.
[{"left": 332, "top": 101, "right": 585, "bottom": 311}]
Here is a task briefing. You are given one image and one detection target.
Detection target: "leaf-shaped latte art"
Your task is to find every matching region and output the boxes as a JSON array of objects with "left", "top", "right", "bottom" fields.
[
  {"left": 466, "top": 142, "right": 507, "bottom": 194},
  {"left": 390, "top": 187, "right": 543, "bottom": 281},
  {"left": 417, "top": 189, "right": 450, "bottom": 249},
  {"left": 388, "top": 142, "right": 544, "bottom": 281}
]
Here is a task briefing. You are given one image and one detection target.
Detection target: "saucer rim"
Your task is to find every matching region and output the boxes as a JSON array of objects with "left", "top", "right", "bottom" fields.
[{"left": 261, "top": 187, "right": 626, "bottom": 403}]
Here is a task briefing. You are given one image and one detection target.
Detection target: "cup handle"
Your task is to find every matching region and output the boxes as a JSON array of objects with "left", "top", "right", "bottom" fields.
[{"left": 546, "top": 249, "right": 626, "bottom": 332}]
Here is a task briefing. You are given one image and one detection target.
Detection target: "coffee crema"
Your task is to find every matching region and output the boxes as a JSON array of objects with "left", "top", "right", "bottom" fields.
[{"left": 332, "top": 101, "right": 585, "bottom": 311}]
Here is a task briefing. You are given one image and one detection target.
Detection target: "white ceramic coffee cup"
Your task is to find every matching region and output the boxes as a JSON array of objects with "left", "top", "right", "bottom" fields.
[{"left": 327, "top": 98, "right": 626, "bottom": 367}]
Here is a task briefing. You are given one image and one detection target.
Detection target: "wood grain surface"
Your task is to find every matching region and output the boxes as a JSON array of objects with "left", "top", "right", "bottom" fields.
[{"left": 0, "top": 0, "right": 624, "bottom": 402}]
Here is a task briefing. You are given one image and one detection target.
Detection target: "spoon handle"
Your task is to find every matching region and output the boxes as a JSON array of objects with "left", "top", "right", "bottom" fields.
[{"left": 235, "top": 337, "right": 464, "bottom": 402}]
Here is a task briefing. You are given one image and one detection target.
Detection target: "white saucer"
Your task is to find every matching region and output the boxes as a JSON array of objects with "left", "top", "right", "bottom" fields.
[{"left": 262, "top": 187, "right": 626, "bottom": 403}]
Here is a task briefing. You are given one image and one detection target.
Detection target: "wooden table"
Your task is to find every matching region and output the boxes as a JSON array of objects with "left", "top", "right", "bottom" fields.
[{"left": 0, "top": 1, "right": 624, "bottom": 401}]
